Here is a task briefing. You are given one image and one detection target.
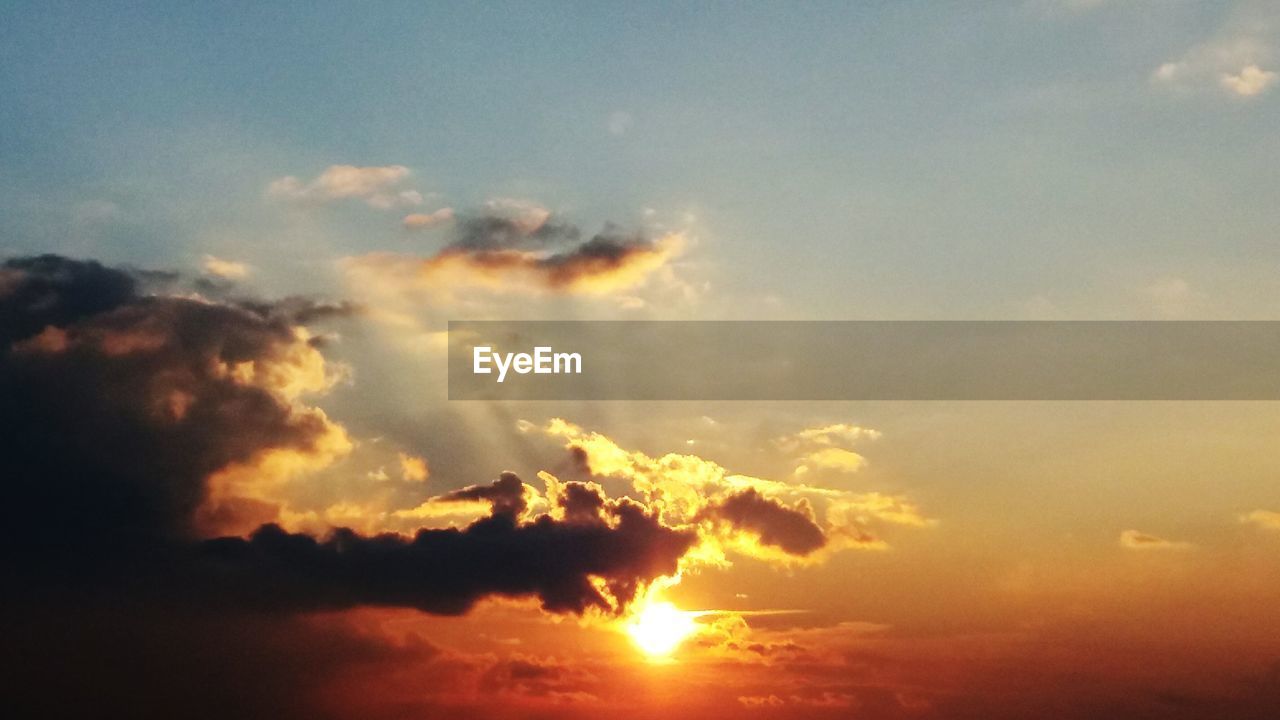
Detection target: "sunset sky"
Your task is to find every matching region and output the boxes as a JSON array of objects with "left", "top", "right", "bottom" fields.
[{"left": 3, "top": 2, "right": 1280, "bottom": 718}]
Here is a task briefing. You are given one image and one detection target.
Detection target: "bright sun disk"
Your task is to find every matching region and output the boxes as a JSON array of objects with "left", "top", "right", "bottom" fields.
[{"left": 625, "top": 600, "right": 699, "bottom": 659}]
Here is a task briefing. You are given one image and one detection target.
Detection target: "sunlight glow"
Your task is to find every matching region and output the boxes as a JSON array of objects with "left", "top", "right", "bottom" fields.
[{"left": 624, "top": 600, "right": 699, "bottom": 659}]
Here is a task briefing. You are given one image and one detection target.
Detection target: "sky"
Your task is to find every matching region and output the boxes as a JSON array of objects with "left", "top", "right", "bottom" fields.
[{"left": 3, "top": 1, "right": 1280, "bottom": 718}]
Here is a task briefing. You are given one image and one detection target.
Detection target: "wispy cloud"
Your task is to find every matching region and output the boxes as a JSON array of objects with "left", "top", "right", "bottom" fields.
[
  {"left": 402, "top": 207, "right": 455, "bottom": 229},
  {"left": 201, "top": 254, "right": 251, "bottom": 279},
  {"left": 1239, "top": 509, "right": 1280, "bottom": 530},
  {"left": 1119, "top": 529, "right": 1192, "bottom": 550},
  {"left": 268, "top": 164, "right": 423, "bottom": 208}
]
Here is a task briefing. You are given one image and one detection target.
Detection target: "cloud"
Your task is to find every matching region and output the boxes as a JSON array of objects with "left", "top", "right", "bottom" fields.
[
  {"left": 481, "top": 197, "right": 554, "bottom": 236},
  {"left": 781, "top": 423, "right": 882, "bottom": 447},
  {"left": 537, "top": 418, "right": 931, "bottom": 563},
  {"left": 738, "top": 694, "right": 785, "bottom": 708},
  {"left": 778, "top": 422, "right": 878, "bottom": 476},
  {"left": 1240, "top": 509, "right": 1280, "bottom": 531},
  {"left": 5, "top": 607, "right": 463, "bottom": 720},
  {"left": 827, "top": 493, "right": 935, "bottom": 529},
  {"left": 0, "top": 254, "right": 352, "bottom": 550},
  {"left": 430, "top": 472, "right": 532, "bottom": 520},
  {"left": 268, "top": 165, "right": 423, "bottom": 208},
  {"left": 700, "top": 489, "right": 827, "bottom": 556},
  {"left": 1220, "top": 64, "right": 1278, "bottom": 96},
  {"left": 419, "top": 232, "right": 682, "bottom": 294},
  {"left": 450, "top": 205, "right": 579, "bottom": 251},
  {"left": 1119, "top": 529, "right": 1192, "bottom": 550},
  {"left": 1151, "top": 2, "right": 1278, "bottom": 99},
  {"left": 192, "top": 483, "right": 693, "bottom": 616},
  {"left": 794, "top": 447, "right": 866, "bottom": 476},
  {"left": 402, "top": 207, "right": 455, "bottom": 229},
  {"left": 2, "top": 255, "right": 694, "bottom": 621},
  {"left": 201, "top": 254, "right": 251, "bottom": 279},
  {"left": 399, "top": 452, "right": 429, "bottom": 482},
  {"left": 738, "top": 692, "right": 856, "bottom": 710},
  {"left": 343, "top": 211, "right": 684, "bottom": 297},
  {"left": 479, "top": 655, "right": 599, "bottom": 703},
  {"left": 607, "top": 111, "right": 633, "bottom": 136}
]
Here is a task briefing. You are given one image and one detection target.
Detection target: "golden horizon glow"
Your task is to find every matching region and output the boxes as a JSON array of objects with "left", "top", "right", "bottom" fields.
[{"left": 623, "top": 600, "right": 700, "bottom": 660}]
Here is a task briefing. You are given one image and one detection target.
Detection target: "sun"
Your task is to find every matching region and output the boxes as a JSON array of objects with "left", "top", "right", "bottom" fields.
[{"left": 624, "top": 600, "right": 700, "bottom": 659}]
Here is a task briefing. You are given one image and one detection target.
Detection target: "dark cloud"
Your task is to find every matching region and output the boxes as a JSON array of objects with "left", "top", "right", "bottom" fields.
[
  {"left": 539, "top": 229, "right": 664, "bottom": 287},
  {"left": 1, "top": 255, "right": 342, "bottom": 572},
  {"left": 188, "top": 496, "right": 692, "bottom": 616},
  {"left": 432, "top": 471, "right": 530, "bottom": 520},
  {"left": 567, "top": 445, "right": 593, "bottom": 475},
  {"left": 2, "top": 255, "right": 694, "bottom": 618},
  {"left": 558, "top": 481, "right": 608, "bottom": 525},
  {"left": 237, "top": 296, "right": 364, "bottom": 325},
  {"left": 452, "top": 213, "right": 581, "bottom": 251},
  {"left": 702, "top": 488, "right": 828, "bottom": 556},
  {"left": 342, "top": 217, "right": 682, "bottom": 295},
  {"left": 0, "top": 254, "right": 700, "bottom": 719},
  {"left": 0, "top": 254, "right": 137, "bottom": 343},
  {"left": 437, "top": 226, "right": 672, "bottom": 291},
  {"left": 3, "top": 606, "right": 460, "bottom": 720}
]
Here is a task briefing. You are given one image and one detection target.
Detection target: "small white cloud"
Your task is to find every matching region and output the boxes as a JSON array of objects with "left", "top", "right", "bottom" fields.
[
  {"left": 201, "top": 255, "right": 251, "bottom": 279},
  {"left": 1152, "top": 3, "right": 1277, "bottom": 99},
  {"left": 1220, "top": 64, "right": 1277, "bottom": 96},
  {"left": 402, "top": 207, "right": 455, "bottom": 230},
  {"left": 608, "top": 111, "right": 633, "bottom": 136},
  {"left": 268, "top": 165, "right": 421, "bottom": 209}
]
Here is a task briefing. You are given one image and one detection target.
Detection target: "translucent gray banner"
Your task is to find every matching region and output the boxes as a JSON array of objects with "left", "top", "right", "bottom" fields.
[{"left": 448, "top": 321, "right": 1280, "bottom": 400}]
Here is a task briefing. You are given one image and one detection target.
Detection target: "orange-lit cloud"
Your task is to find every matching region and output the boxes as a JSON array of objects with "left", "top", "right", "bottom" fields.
[
  {"left": 793, "top": 447, "right": 866, "bottom": 476},
  {"left": 779, "top": 422, "right": 882, "bottom": 447},
  {"left": 777, "top": 422, "right": 878, "bottom": 476},
  {"left": 344, "top": 200, "right": 687, "bottom": 300},
  {"left": 1239, "top": 509, "right": 1280, "bottom": 531},
  {"left": 345, "top": 232, "right": 683, "bottom": 297},
  {"left": 536, "top": 418, "right": 932, "bottom": 564},
  {"left": 399, "top": 452, "right": 429, "bottom": 482}
]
